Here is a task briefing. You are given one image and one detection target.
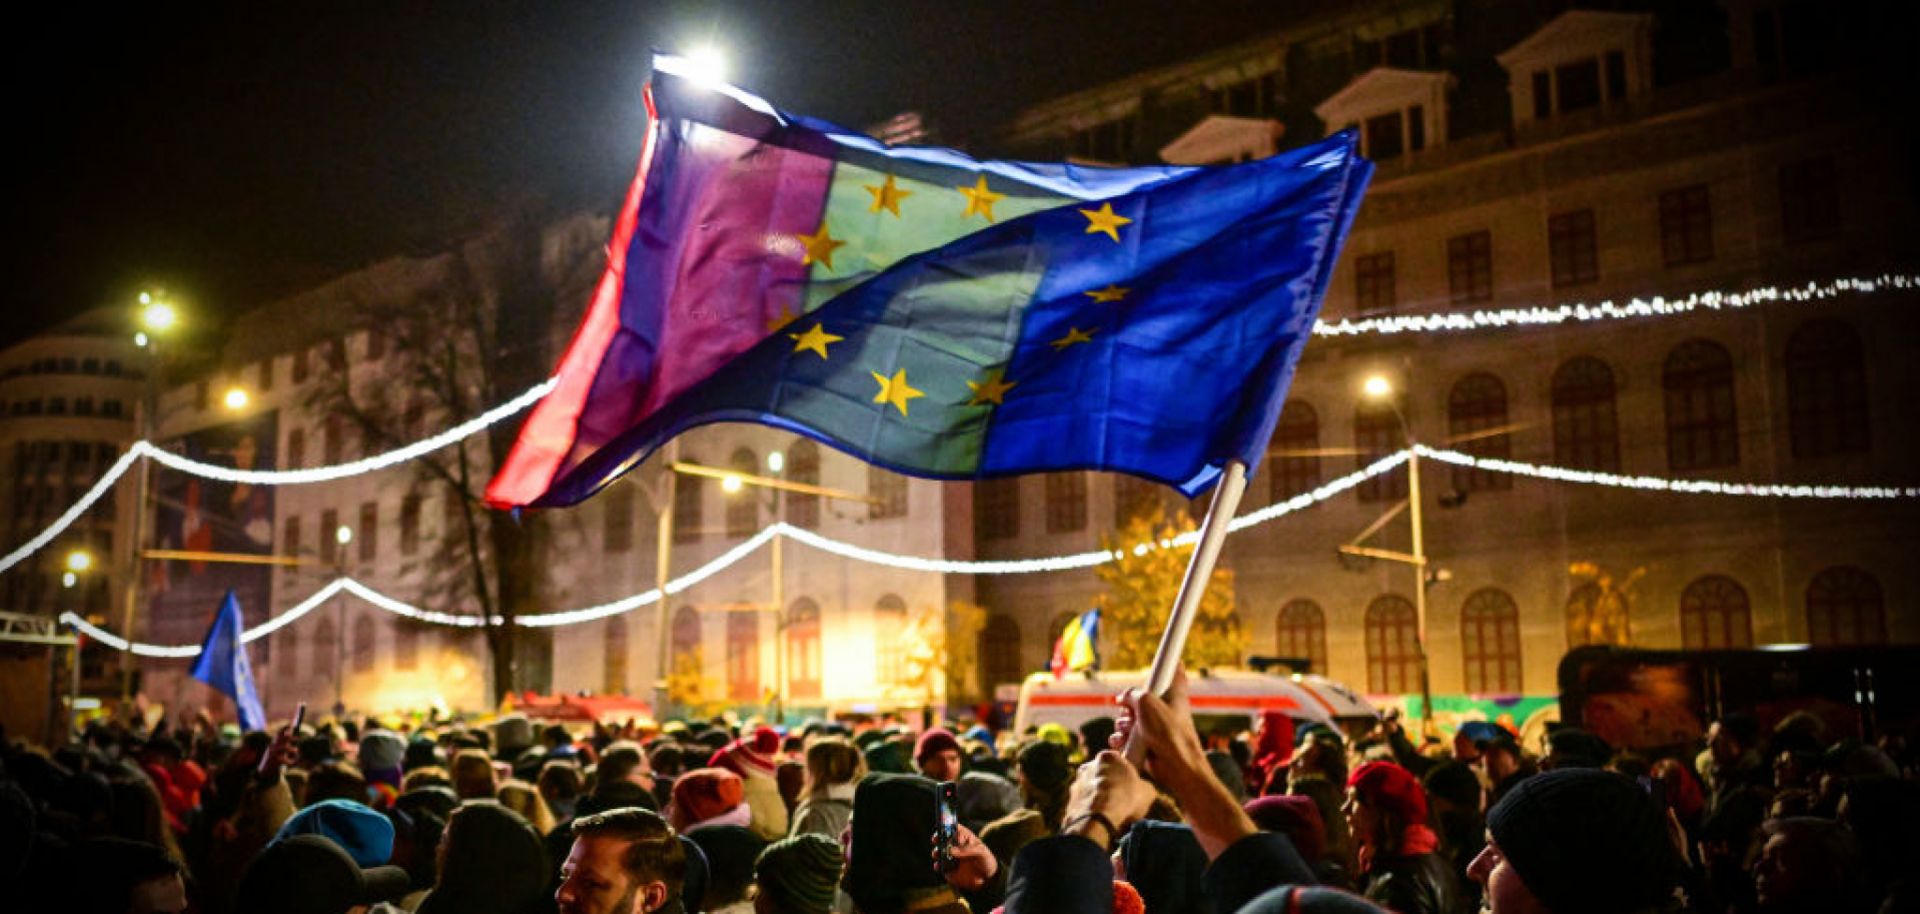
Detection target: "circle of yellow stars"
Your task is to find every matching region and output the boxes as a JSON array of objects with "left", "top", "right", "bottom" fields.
[{"left": 775, "top": 176, "right": 1139, "bottom": 418}]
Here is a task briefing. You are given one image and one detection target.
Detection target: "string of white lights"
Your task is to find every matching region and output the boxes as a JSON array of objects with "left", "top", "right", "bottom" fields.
[
  {"left": 1311, "top": 274, "right": 1915, "bottom": 337},
  {"left": 0, "top": 448, "right": 144, "bottom": 575},
  {"left": 1413, "top": 445, "right": 1920, "bottom": 499}
]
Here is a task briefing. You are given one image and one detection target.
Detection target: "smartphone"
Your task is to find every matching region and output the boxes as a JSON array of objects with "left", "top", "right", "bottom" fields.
[
  {"left": 292, "top": 702, "right": 307, "bottom": 733},
  {"left": 933, "top": 781, "right": 959, "bottom": 873}
]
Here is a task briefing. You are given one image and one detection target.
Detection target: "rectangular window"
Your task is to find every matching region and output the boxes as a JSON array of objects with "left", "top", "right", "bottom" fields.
[
  {"left": 1779, "top": 156, "right": 1839, "bottom": 244},
  {"left": 358, "top": 502, "right": 377, "bottom": 562},
  {"left": 320, "top": 508, "right": 339, "bottom": 564},
  {"left": 194, "top": 382, "right": 209, "bottom": 411},
  {"left": 258, "top": 358, "right": 273, "bottom": 392},
  {"left": 1354, "top": 252, "right": 1396, "bottom": 315},
  {"left": 1532, "top": 71, "right": 1552, "bottom": 119},
  {"left": 976, "top": 477, "right": 1021, "bottom": 540},
  {"left": 284, "top": 516, "right": 302, "bottom": 561},
  {"left": 1074, "top": 117, "right": 1136, "bottom": 163},
  {"left": 1044, "top": 472, "right": 1087, "bottom": 533},
  {"left": 287, "top": 428, "right": 305, "bottom": 469},
  {"left": 603, "top": 484, "right": 633, "bottom": 553},
  {"left": 868, "top": 466, "right": 908, "bottom": 519},
  {"left": 292, "top": 349, "right": 309, "bottom": 383},
  {"left": 324, "top": 416, "right": 344, "bottom": 464},
  {"left": 1364, "top": 111, "right": 1404, "bottom": 160},
  {"left": 1407, "top": 105, "right": 1425, "bottom": 152},
  {"left": 1548, "top": 209, "right": 1599, "bottom": 287},
  {"left": 400, "top": 494, "right": 421, "bottom": 557},
  {"left": 1659, "top": 184, "right": 1714, "bottom": 266},
  {"left": 673, "top": 471, "right": 704, "bottom": 542},
  {"left": 1447, "top": 230, "right": 1493, "bottom": 304},
  {"left": 1604, "top": 51, "right": 1627, "bottom": 101},
  {"left": 1555, "top": 58, "right": 1601, "bottom": 113}
]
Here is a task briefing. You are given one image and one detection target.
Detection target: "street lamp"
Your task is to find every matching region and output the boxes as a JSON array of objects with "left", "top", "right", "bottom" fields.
[
  {"left": 222, "top": 387, "right": 250, "bottom": 410},
  {"left": 120, "top": 290, "right": 183, "bottom": 703},
  {"left": 1357, "top": 374, "right": 1436, "bottom": 735},
  {"left": 332, "top": 524, "right": 352, "bottom": 715}
]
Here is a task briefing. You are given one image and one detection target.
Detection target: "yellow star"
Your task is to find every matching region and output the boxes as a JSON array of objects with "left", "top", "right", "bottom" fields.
[
  {"left": 957, "top": 175, "right": 1006, "bottom": 222},
  {"left": 797, "top": 223, "right": 847, "bottom": 270},
  {"left": 1050, "top": 326, "right": 1096, "bottom": 350},
  {"left": 863, "top": 174, "right": 914, "bottom": 217},
  {"left": 870, "top": 368, "right": 925, "bottom": 416},
  {"left": 1084, "top": 284, "right": 1130, "bottom": 303},
  {"left": 766, "top": 306, "right": 799, "bottom": 333},
  {"left": 788, "top": 323, "right": 843, "bottom": 360},
  {"left": 1080, "top": 202, "right": 1133, "bottom": 242},
  {"left": 966, "top": 370, "right": 1017, "bottom": 406}
]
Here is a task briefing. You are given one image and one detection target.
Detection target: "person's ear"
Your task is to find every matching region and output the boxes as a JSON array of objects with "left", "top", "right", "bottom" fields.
[{"left": 642, "top": 880, "right": 670, "bottom": 912}]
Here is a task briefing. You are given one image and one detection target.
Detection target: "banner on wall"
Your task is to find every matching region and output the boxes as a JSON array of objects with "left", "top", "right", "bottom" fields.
[{"left": 147, "top": 412, "right": 279, "bottom": 657}]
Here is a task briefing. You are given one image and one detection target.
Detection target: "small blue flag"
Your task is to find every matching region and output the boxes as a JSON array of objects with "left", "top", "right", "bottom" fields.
[{"left": 190, "top": 590, "right": 266, "bottom": 732}]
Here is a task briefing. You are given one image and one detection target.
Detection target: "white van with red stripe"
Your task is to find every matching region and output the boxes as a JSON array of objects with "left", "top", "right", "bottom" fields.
[{"left": 1013, "top": 668, "right": 1377, "bottom": 737}]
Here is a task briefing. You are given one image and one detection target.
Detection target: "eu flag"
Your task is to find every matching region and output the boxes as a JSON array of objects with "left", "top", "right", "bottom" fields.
[
  {"left": 190, "top": 590, "right": 266, "bottom": 732},
  {"left": 486, "top": 53, "right": 1370, "bottom": 509}
]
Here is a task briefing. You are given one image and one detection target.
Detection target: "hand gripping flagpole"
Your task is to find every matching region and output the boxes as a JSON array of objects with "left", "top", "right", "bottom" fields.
[{"left": 1127, "top": 459, "right": 1251, "bottom": 759}]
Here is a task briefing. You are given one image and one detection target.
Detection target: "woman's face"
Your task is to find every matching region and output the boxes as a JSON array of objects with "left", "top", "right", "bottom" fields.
[{"left": 1342, "top": 788, "right": 1381, "bottom": 847}]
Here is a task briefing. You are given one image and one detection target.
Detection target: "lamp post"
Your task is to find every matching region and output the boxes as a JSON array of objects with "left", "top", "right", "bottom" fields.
[
  {"left": 332, "top": 523, "right": 352, "bottom": 716},
  {"left": 118, "top": 291, "right": 179, "bottom": 704},
  {"left": 59, "top": 549, "right": 93, "bottom": 738},
  {"left": 1359, "top": 375, "right": 1436, "bottom": 735}
]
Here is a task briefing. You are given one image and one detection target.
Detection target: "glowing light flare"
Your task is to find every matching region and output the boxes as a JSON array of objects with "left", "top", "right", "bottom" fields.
[
  {"left": 681, "top": 45, "right": 728, "bottom": 87},
  {"left": 1362, "top": 376, "right": 1393, "bottom": 399},
  {"left": 65, "top": 550, "right": 93, "bottom": 573},
  {"left": 223, "top": 387, "right": 250, "bottom": 410},
  {"left": 721, "top": 475, "right": 744, "bottom": 494}
]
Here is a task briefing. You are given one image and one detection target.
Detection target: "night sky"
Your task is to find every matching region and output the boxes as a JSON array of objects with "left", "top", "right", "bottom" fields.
[{"left": 7, "top": 1, "right": 1319, "bottom": 348}]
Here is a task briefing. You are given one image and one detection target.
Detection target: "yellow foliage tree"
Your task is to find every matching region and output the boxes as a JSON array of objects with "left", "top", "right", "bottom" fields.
[
  {"left": 667, "top": 648, "right": 725, "bottom": 719},
  {"left": 1095, "top": 508, "right": 1243, "bottom": 670},
  {"left": 942, "top": 600, "right": 988, "bottom": 702},
  {"left": 1567, "top": 562, "right": 1644, "bottom": 647}
]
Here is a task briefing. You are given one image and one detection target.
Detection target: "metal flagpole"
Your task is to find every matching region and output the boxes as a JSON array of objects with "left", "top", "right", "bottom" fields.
[{"left": 1139, "top": 459, "right": 1251, "bottom": 701}]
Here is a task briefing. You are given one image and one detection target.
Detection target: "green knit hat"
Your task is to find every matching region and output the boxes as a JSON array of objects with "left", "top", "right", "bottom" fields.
[{"left": 755, "top": 834, "right": 843, "bottom": 914}]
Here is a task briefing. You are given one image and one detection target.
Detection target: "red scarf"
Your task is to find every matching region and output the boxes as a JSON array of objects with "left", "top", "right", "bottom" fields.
[{"left": 1358, "top": 824, "right": 1440, "bottom": 873}]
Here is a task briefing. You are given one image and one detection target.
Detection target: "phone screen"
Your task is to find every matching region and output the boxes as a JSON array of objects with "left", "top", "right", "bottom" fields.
[
  {"left": 934, "top": 781, "right": 959, "bottom": 873},
  {"left": 292, "top": 702, "right": 307, "bottom": 732}
]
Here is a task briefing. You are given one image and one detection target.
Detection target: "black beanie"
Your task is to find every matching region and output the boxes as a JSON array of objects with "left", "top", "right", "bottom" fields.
[{"left": 1487, "top": 769, "right": 1678, "bottom": 914}]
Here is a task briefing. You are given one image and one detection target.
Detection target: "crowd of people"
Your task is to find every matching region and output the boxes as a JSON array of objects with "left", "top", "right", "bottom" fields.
[{"left": 3, "top": 667, "right": 1916, "bottom": 914}]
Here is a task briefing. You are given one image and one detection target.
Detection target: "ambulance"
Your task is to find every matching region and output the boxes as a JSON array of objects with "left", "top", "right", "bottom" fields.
[{"left": 1012, "top": 668, "right": 1378, "bottom": 738}]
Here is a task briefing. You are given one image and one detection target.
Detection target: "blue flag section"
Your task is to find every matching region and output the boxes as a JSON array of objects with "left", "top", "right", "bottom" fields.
[{"left": 190, "top": 590, "right": 266, "bottom": 732}]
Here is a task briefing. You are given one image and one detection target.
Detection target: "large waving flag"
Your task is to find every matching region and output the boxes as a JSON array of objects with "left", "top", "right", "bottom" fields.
[
  {"left": 189, "top": 590, "right": 266, "bottom": 732},
  {"left": 1050, "top": 608, "right": 1101, "bottom": 680},
  {"left": 486, "top": 54, "right": 1370, "bottom": 510}
]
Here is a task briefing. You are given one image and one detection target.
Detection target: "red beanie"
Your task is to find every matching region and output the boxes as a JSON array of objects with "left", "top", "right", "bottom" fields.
[
  {"left": 751, "top": 726, "right": 782, "bottom": 756},
  {"left": 672, "top": 767, "right": 746, "bottom": 824},
  {"left": 1347, "top": 761, "right": 1428, "bottom": 825},
  {"left": 915, "top": 728, "right": 962, "bottom": 763}
]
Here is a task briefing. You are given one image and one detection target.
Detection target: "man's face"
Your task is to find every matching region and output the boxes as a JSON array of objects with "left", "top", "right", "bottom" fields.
[
  {"left": 127, "top": 873, "right": 188, "bottom": 914},
  {"left": 1484, "top": 747, "right": 1519, "bottom": 782},
  {"left": 1467, "top": 838, "right": 1550, "bottom": 914},
  {"left": 1707, "top": 723, "right": 1742, "bottom": 769},
  {"left": 1453, "top": 733, "right": 1482, "bottom": 763},
  {"left": 557, "top": 836, "right": 641, "bottom": 914},
  {"left": 921, "top": 749, "right": 962, "bottom": 783},
  {"left": 1753, "top": 830, "right": 1817, "bottom": 909}
]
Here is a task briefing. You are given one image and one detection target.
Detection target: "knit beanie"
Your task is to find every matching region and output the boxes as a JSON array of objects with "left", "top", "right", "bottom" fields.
[
  {"left": 1017, "top": 740, "right": 1071, "bottom": 792},
  {"left": 1487, "top": 768, "right": 1679, "bottom": 914},
  {"left": 358, "top": 730, "right": 406, "bottom": 779},
  {"left": 273, "top": 798, "right": 395, "bottom": 867},
  {"left": 672, "top": 768, "right": 747, "bottom": 824},
  {"left": 916, "top": 728, "right": 963, "bottom": 764},
  {"left": 1347, "top": 761, "right": 1427, "bottom": 825},
  {"left": 755, "top": 833, "right": 843, "bottom": 914},
  {"left": 1422, "top": 761, "right": 1482, "bottom": 810},
  {"left": 864, "top": 740, "right": 912, "bottom": 775},
  {"left": 1543, "top": 727, "right": 1612, "bottom": 769}
]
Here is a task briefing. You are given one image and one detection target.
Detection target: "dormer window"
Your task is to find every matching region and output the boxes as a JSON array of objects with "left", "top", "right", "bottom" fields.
[
  {"left": 1498, "top": 11, "right": 1653, "bottom": 128},
  {"left": 1314, "top": 68, "right": 1452, "bottom": 162},
  {"left": 1073, "top": 117, "right": 1136, "bottom": 163},
  {"left": 1209, "top": 72, "right": 1282, "bottom": 118}
]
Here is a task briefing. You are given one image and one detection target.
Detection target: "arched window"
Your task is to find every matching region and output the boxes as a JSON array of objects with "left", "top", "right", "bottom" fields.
[
  {"left": 1275, "top": 599, "right": 1327, "bottom": 674},
  {"left": 1680, "top": 575, "right": 1752, "bottom": 649},
  {"left": 1551, "top": 357, "right": 1620, "bottom": 471},
  {"left": 393, "top": 622, "right": 419, "bottom": 672},
  {"left": 1113, "top": 475, "right": 1163, "bottom": 523},
  {"left": 1663, "top": 340, "right": 1739, "bottom": 471},
  {"left": 727, "top": 610, "right": 760, "bottom": 701},
  {"left": 351, "top": 615, "right": 376, "bottom": 674},
  {"left": 671, "top": 606, "right": 702, "bottom": 671},
  {"left": 1364, "top": 595, "right": 1420, "bottom": 694},
  {"left": 869, "top": 465, "right": 907, "bottom": 519},
  {"left": 1355, "top": 400, "right": 1408, "bottom": 502},
  {"left": 1270, "top": 400, "right": 1321, "bottom": 503},
  {"left": 1805, "top": 566, "right": 1885, "bottom": 646},
  {"left": 1461, "top": 589, "right": 1522, "bottom": 694},
  {"left": 1785, "top": 320, "right": 1870, "bottom": 459},
  {"left": 604, "top": 616, "right": 629, "bottom": 694},
  {"left": 726, "top": 447, "right": 759, "bottom": 537},
  {"left": 1448, "top": 373, "right": 1511, "bottom": 491},
  {"left": 787, "top": 599, "right": 823, "bottom": 699},
  {"left": 1045, "top": 472, "right": 1088, "bottom": 533},
  {"left": 979, "top": 615, "right": 1023, "bottom": 692},
  {"left": 874, "top": 595, "right": 909, "bottom": 686},
  {"left": 1566, "top": 582, "right": 1630, "bottom": 648},
  {"left": 311, "top": 617, "right": 336, "bottom": 680},
  {"left": 786, "top": 440, "right": 821, "bottom": 529},
  {"left": 673, "top": 453, "right": 704, "bottom": 542}
]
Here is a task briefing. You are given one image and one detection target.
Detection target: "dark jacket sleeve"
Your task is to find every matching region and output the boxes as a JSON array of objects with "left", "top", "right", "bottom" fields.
[
  {"left": 1004, "top": 835, "right": 1114, "bottom": 914},
  {"left": 1387, "top": 729, "right": 1436, "bottom": 779},
  {"left": 1203, "top": 832, "right": 1317, "bottom": 914}
]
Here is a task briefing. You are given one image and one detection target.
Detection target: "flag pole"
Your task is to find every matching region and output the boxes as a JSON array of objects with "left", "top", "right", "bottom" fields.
[{"left": 1142, "top": 459, "right": 1250, "bottom": 700}]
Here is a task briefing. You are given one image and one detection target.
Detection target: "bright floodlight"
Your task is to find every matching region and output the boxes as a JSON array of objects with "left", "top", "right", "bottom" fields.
[
  {"left": 141, "top": 300, "right": 179, "bottom": 332},
  {"left": 139, "top": 291, "right": 153, "bottom": 305},
  {"left": 1363, "top": 375, "right": 1393, "bottom": 400},
  {"left": 62, "top": 572, "right": 78, "bottom": 589},
  {"left": 683, "top": 45, "right": 727, "bottom": 87},
  {"left": 66, "top": 550, "right": 93, "bottom": 573},
  {"left": 134, "top": 331, "right": 150, "bottom": 348},
  {"left": 721, "top": 474, "right": 745, "bottom": 494},
  {"left": 223, "top": 387, "right": 250, "bottom": 410},
  {"left": 336, "top": 525, "right": 353, "bottom": 545},
  {"left": 766, "top": 451, "right": 784, "bottom": 474}
]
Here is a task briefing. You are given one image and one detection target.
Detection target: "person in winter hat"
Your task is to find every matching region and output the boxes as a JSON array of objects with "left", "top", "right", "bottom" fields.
[
  {"left": 1470, "top": 767, "right": 1681, "bottom": 914},
  {"left": 711, "top": 727, "right": 791, "bottom": 840},
  {"left": 1344, "top": 761, "right": 1460, "bottom": 914}
]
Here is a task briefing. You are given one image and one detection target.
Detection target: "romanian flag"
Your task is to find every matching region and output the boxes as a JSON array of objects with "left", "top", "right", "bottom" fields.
[
  {"left": 485, "top": 54, "right": 1370, "bottom": 510},
  {"left": 1050, "top": 608, "right": 1100, "bottom": 680}
]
